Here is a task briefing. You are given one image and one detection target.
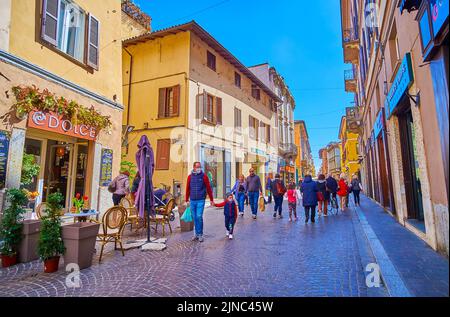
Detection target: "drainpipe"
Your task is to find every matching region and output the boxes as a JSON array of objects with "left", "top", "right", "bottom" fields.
[{"left": 123, "top": 47, "right": 133, "bottom": 154}]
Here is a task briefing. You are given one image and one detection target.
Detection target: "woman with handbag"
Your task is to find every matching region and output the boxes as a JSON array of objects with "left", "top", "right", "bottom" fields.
[
  {"left": 317, "top": 174, "right": 330, "bottom": 216},
  {"left": 351, "top": 174, "right": 363, "bottom": 206}
]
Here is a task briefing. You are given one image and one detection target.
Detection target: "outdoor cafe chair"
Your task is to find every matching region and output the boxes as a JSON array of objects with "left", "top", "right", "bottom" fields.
[
  {"left": 90, "top": 206, "right": 127, "bottom": 263},
  {"left": 151, "top": 198, "right": 175, "bottom": 237},
  {"left": 120, "top": 196, "right": 140, "bottom": 231}
]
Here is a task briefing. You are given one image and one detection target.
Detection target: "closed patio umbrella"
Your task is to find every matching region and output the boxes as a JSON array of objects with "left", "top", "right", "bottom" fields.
[{"left": 135, "top": 135, "right": 155, "bottom": 243}]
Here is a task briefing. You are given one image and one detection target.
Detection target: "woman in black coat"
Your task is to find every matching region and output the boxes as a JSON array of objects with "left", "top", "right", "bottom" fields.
[{"left": 317, "top": 174, "right": 330, "bottom": 216}]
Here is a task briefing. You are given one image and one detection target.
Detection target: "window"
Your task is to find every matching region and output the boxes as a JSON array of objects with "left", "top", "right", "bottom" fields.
[
  {"left": 249, "top": 116, "right": 259, "bottom": 140},
  {"left": 388, "top": 22, "right": 400, "bottom": 73},
  {"left": 196, "top": 91, "right": 222, "bottom": 125},
  {"left": 158, "top": 85, "right": 180, "bottom": 118},
  {"left": 260, "top": 122, "right": 266, "bottom": 143},
  {"left": 41, "top": 0, "right": 100, "bottom": 68},
  {"left": 207, "top": 51, "right": 216, "bottom": 71},
  {"left": 251, "top": 84, "right": 261, "bottom": 100},
  {"left": 234, "top": 72, "right": 241, "bottom": 88},
  {"left": 234, "top": 107, "right": 242, "bottom": 130},
  {"left": 156, "top": 139, "right": 171, "bottom": 170},
  {"left": 266, "top": 124, "right": 271, "bottom": 143}
]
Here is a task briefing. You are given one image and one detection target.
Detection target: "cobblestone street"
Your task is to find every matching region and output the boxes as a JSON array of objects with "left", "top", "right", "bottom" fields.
[{"left": 0, "top": 199, "right": 392, "bottom": 297}]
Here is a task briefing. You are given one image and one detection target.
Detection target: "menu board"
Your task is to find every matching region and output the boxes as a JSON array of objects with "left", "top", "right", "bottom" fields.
[
  {"left": 99, "top": 149, "right": 113, "bottom": 187},
  {"left": 0, "top": 131, "right": 10, "bottom": 189}
]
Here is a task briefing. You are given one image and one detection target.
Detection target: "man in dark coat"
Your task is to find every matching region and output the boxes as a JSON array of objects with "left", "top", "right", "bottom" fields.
[
  {"left": 326, "top": 174, "right": 339, "bottom": 209},
  {"left": 300, "top": 175, "right": 319, "bottom": 223}
]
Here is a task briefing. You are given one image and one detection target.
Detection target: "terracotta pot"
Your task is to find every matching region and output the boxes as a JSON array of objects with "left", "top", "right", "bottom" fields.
[
  {"left": 1, "top": 254, "right": 18, "bottom": 268},
  {"left": 43, "top": 256, "right": 60, "bottom": 273}
]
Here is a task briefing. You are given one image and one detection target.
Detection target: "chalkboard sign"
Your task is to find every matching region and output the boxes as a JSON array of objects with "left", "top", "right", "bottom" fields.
[
  {"left": 0, "top": 131, "right": 10, "bottom": 189},
  {"left": 99, "top": 149, "right": 113, "bottom": 187}
]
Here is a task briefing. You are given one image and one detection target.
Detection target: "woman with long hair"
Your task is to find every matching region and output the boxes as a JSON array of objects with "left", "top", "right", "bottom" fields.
[{"left": 337, "top": 173, "right": 349, "bottom": 212}]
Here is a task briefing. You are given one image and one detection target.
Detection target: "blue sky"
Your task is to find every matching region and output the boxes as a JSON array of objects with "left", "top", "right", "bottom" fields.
[{"left": 132, "top": 0, "right": 354, "bottom": 170}]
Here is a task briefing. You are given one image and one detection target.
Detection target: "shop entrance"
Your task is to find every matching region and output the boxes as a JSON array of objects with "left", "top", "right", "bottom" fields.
[
  {"left": 398, "top": 109, "right": 425, "bottom": 227},
  {"left": 377, "top": 135, "right": 391, "bottom": 209},
  {"left": 24, "top": 131, "right": 90, "bottom": 213}
]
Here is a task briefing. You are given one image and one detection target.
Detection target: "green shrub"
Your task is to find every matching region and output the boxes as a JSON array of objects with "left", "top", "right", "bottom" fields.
[
  {"left": 21, "top": 153, "right": 40, "bottom": 186},
  {"left": 37, "top": 192, "right": 65, "bottom": 260},
  {"left": 0, "top": 189, "right": 28, "bottom": 256}
]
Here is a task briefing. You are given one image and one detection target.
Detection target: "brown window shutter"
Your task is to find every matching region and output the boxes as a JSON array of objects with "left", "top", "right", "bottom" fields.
[
  {"left": 87, "top": 14, "right": 100, "bottom": 69},
  {"left": 156, "top": 139, "right": 171, "bottom": 170},
  {"left": 267, "top": 125, "right": 271, "bottom": 143},
  {"left": 41, "top": 0, "right": 60, "bottom": 46},
  {"left": 172, "top": 85, "right": 180, "bottom": 116},
  {"left": 249, "top": 116, "right": 254, "bottom": 139},
  {"left": 216, "top": 97, "right": 222, "bottom": 125},
  {"left": 255, "top": 119, "right": 260, "bottom": 140},
  {"left": 158, "top": 88, "right": 166, "bottom": 118}
]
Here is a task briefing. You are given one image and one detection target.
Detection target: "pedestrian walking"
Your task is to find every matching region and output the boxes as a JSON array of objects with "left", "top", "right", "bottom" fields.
[
  {"left": 185, "top": 162, "right": 215, "bottom": 242},
  {"left": 245, "top": 168, "right": 263, "bottom": 220},
  {"left": 266, "top": 175, "right": 273, "bottom": 204},
  {"left": 350, "top": 174, "right": 362, "bottom": 206},
  {"left": 270, "top": 174, "right": 286, "bottom": 219},
  {"left": 326, "top": 174, "right": 339, "bottom": 210},
  {"left": 215, "top": 193, "right": 238, "bottom": 240},
  {"left": 317, "top": 174, "right": 330, "bottom": 216},
  {"left": 286, "top": 183, "right": 300, "bottom": 222},
  {"left": 300, "top": 175, "right": 319, "bottom": 223},
  {"left": 109, "top": 171, "right": 130, "bottom": 206},
  {"left": 337, "top": 173, "right": 349, "bottom": 212},
  {"left": 231, "top": 174, "right": 247, "bottom": 217}
]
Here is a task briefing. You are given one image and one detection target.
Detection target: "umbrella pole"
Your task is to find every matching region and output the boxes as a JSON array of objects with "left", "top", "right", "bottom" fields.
[{"left": 147, "top": 209, "right": 151, "bottom": 243}]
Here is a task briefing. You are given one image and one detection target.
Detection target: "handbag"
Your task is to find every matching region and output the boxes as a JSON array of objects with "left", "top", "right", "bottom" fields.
[
  {"left": 107, "top": 179, "right": 116, "bottom": 193},
  {"left": 259, "top": 196, "right": 266, "bottom": 212},
  {"left": 180, "top": 206, "right": 193, "bottom": 223}
]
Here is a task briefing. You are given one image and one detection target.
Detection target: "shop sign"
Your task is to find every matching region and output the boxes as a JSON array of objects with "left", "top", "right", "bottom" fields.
[
  {"left": 27, "top": 111, "right": 97, "bottom": 141},
  {"left": 373, "top": 108, "right": 385, "bottom": 137},
  {"left": 99, "top": 149, "right": 113, "bottom": 187},
  {"left": 0, "top": 131, "right": 10, "bottom": 189},
  {"left": 431, "top": 0, "right": 449, "bottom": 37},
  {"left": 385, "top": 53, "right": 414, "bottom": 119}
]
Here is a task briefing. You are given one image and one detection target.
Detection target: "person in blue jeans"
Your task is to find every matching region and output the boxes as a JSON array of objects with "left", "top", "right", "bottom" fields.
[
  {"left": 270, "top": 174, "right": 286, "bottom": 219},
  {"left": 185, "top": 162, "right": 215, "bottom": 242},
  {"left": 231, "top": 174, "right": 247, "bottom": 217},
  {"left": 245, "top": 168, "right": 263, "bottom": 220}
]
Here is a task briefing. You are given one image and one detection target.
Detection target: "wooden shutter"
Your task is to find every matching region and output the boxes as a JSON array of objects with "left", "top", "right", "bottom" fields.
[
  {"left": 158, "top": 88, "right": 166, "bottom": 118},
  {"left": 255, "top": 119, "right": 260, "bottom": 140},
  {"left": 216, "top": 97, "right": 222, "bottom": 125},
  {"left": 172, "top": 85, "right": 180, "bottom": 116},
  {"left": 267, "top": 125, "right": 271, "bottom": 143},
  {"left": 41, "top": 0, "right": 59, "bottom": 46},
  {"left": 156, "top": 139, "right": 171, "bottom": 170},
  {"left": 249, "top": 116, "right": 254, "bottom": 139},
  {"left": 87, "top": 14, "right": 100, "bottom": 69},
  {"left": 196, "top": 90, "right": 206, "bottom": 120}
]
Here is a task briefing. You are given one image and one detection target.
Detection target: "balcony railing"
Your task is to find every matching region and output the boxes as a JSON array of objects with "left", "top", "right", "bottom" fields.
[
  {"left": 343, "top": 28, "right": 360, "bottom": 65},
  {"left": 343, "top": 28, "right": 359, "bottom": 44},
  {"left": 346, "top": 106, "right": 363, "bottom": 134},
  {"left": 344, "top": 69, "right": 357, "bottom": 92},
  {"left": 279, "top": 143, "right": 298, "bottom": 158}
]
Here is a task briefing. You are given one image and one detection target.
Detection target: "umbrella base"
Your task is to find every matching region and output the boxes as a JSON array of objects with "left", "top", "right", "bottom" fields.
[
  {"left": 123, "top": 238, "right": 167, "bottom": 251},
  {"left": 141, "top": 242, "right": 166, "bottom": 251}
]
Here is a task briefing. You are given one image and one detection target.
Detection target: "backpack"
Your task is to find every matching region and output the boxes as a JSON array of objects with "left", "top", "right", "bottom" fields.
[{"left": 276, "top": 181, "right": 287, "bottom": 196}]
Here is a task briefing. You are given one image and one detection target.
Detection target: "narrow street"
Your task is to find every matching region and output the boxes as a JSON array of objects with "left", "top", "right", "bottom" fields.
[{"left": 1, "top": 196, "right": 446, "bottom": 297}]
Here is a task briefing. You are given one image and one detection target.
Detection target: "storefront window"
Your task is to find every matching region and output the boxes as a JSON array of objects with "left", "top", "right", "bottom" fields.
[{"left": 201, "top": 146, "right": 224, "bottom": 199}]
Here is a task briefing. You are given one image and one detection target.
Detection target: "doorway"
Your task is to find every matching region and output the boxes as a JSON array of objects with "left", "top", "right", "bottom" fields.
[{"left": 377, "top": 135, "right": 391, "bottom": 208}]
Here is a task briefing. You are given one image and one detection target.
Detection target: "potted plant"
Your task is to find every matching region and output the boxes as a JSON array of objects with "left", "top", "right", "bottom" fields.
[
  {"left": 21, "top": 154, "right": 40, "bottom": 187},
  {"left": 37, "top": 192, "right": 65, "bottom": 273},
  {"left": 0, "top": 189, "right": 28, "bottom": 267}
]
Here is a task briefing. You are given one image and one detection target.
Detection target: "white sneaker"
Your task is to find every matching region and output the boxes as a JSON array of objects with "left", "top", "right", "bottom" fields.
[
  {"left": 239, "top": 212, "right": 244, "bottom": 217},
  {"left": 229, "top": 234, "right": 233, "bottom": 240},
  {"left": 226, "top": 231, "right": 230, "bottom": 237}
]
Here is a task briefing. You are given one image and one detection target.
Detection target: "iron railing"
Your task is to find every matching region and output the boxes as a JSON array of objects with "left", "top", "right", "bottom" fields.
[{"left": 343, "top": 28, "right": 359, "bottom": 43}]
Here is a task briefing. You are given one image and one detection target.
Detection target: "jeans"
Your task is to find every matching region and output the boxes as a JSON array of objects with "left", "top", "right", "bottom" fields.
[
  {"left": 304, "top": 206, "right": 316, "bottom": 222},
  {"left": 248, "top": 191, "right": 259, "bottom": 216},
  {"left": 274, "top": 195, "right": 283, "bottom": 215},
  {"left": 112, "top": 194, "right": 125, "bottom": 206},
  {"left": 353, "top": 190, "right": 361, "bottom": 205},
  {"left": 190, "top": 199, "right": 205, "bottom": 237},
  {"left": 237, "top": 192, "right": 246, "bottom": 213},
  {"left": 225, "top": 215, "right": 236, "bottom": 234}
]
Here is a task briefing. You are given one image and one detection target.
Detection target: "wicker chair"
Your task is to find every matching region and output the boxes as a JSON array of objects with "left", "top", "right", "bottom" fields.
[
  {"left": 35, "top": 202, "right": 47, "bottom": 219},
  {"left": 91, "top": 206, "right": 128, "bottom": 263},
  {"left": 151, "top": 199, "right": 175, "bottom": 237},
  {"left": 120, "top": 196, "right": 139, "bottom": 231}
]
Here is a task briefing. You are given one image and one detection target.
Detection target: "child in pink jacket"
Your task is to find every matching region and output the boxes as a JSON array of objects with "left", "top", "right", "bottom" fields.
[{"left": 286, "top": 183, "right": 300, "bottom": 222}]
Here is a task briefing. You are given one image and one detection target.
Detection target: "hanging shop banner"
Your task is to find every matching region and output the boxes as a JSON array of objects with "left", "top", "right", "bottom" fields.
[
  {"left": 431, "top": 0, "right": 449, "bottom": 37},
  {"left": 385, "top": 53, "right": 414, "bottom": 119},
  {"left": 27, "top": 111, "right": 98, "bottom": 141},
  {"left": 0, "top": 131, "right": 10, "bottom": 189},
  {"left": 99, "top": 149, "right": 113, "bottom": 187},
  {"left": 373, "top": 108, "right": 385, "bottom": 137}
]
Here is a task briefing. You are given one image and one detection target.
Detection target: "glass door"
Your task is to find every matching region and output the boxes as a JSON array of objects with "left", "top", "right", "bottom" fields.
[{"left": 70, "top": 143, "right": 89, "bottom": 208}]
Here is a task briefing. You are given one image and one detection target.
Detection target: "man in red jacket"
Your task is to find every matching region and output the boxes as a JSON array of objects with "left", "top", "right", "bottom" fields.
[{"left": 185, "top": 162, "right": 215, "bottom": 242}]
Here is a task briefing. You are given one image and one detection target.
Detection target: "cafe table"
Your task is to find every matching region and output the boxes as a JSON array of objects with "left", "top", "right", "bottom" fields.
[{"left": 64, "top": 210, "right": 99, "bottom": 223}]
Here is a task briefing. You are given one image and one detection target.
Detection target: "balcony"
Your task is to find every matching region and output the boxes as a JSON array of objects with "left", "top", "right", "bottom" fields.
[
  {"left": 279, "top": 143, "right": 298, "bottom": 159},
  {"left": 346, "top": 107, "right": 363, "bottom": 134},
  {"left": 343, "top": 28, "right": 359, "bottom": 65},
  {"left": 344, "top": 69, "right": 357, "bottom": 93}
]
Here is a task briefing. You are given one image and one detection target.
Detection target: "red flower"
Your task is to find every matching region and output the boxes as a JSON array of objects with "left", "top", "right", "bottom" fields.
[
  {"left": 83, "top": 196, "right": 89, "bottom": 201},
  {"left": 76, "top": 193, "right": 81, "bottom": 199}
]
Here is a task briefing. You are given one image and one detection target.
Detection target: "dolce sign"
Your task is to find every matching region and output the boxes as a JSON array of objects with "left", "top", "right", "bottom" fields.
[{"left": 28, "top": 111, "right": 97, "bottom": 141}]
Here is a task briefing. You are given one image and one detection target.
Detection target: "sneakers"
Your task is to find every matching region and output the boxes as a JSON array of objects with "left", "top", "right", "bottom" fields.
[
  {"left": 273, "top": 213, "right": 277, "bottom": 218},
  {"left": 228, "top": 234, "right": 233, "bottom": 240},
  {"left": 198, "top": 236, "right": 204, "bottom": 243},
  {"left": 289, "top": 218, "right": 292, "bottom": 222},
  {"left": 278, "top": 214, "right": 283, "bottom": 219},
  {"left": 252, "top": 215, "right": 257, "bottom": 220},
  {"left": 191, "top": 236, "right": 199, "bottom": 241},
  {"left": 305, "top": 218, "right": 309, "bottom": 223},
  {"left": 239, "top": 212, "right": 244, "bottom": 217},
  {"left": 226, "top": 231, "right": 230, "bottom": 237}
]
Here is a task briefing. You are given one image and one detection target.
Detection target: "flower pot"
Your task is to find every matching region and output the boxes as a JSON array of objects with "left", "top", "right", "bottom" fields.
[
  {"left": 1, "top": 254, "right": 18, "bottom": 268},
  {"left": 62, "top": 222, "right": 100, "bottom": 270},
  {"left": 43, "top": 256, "right": 60, "bottom": 273},
  {"left": 19, "top": 219, "right": 41, "bottom": 263}
]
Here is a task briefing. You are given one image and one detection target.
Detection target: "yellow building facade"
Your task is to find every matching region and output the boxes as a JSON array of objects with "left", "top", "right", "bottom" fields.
[
  {"left": 338, "top": 116, "right": 360, "bottom": 179},
  {"left": 122, "top": 22, "right": 281, "bottom": 200},
  {"left": 0, "top": 0, "right": 127, "bottom": 214}
]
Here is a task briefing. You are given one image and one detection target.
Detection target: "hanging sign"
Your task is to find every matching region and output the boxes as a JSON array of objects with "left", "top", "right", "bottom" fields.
[
  {"left": 431, "top": 0, "right": 449, "bottom": 37},
  {"left": 0, "top": 131, "right": 10, "bottom": 189},
  {"left": 99, "top": 149, "right": 113, "bottom": 187},
  {"left": 27, "top": 111, "right": 98, "bottom": 141}
]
